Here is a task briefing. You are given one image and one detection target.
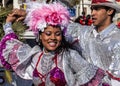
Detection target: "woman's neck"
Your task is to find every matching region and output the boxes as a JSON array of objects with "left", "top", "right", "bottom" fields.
[{"left": 43, "top": 48, "right": 56, "bottom": 55}]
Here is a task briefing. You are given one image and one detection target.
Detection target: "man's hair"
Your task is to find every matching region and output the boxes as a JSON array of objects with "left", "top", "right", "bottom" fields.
[
  {"left": 104, "top": 6, "right": 116, "bottom": 20},
  {"left": 91, "top": 5, "right": 116, "bottom": 21}
]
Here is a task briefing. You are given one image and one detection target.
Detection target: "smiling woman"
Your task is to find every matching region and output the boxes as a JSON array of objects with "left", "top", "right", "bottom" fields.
[
  {"left": 0, "top": 2, "right": 105, "bottom": 86},
  {"left": 39, "top": 25, "right": 62, "bottom": 53}
]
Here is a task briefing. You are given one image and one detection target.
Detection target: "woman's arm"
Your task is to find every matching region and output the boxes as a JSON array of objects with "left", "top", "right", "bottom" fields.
[{"left": 0, "top": 11, "right": 36, "bottom": 80}]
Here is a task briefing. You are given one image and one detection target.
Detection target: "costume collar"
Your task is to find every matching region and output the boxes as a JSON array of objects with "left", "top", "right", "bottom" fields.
[
  {"left": 42, "top": 48, "right": 55, "bottom": 56},
  {"left": 93, "top": 23, "right": 117, "bottom": 40}
]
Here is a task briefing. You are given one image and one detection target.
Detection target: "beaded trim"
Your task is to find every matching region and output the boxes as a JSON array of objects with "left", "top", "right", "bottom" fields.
[{"left": 0, "top": 33, "right": 18, "bottom": 69}]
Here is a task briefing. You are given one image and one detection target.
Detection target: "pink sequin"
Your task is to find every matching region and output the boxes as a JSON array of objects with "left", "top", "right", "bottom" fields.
[{"left": 50, "top": 67, "right": 66, "bottom": 86}]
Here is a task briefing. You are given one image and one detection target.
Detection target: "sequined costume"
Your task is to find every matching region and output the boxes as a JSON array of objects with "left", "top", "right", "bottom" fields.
[
  {"left": 66, "top": 23, "right": 120, "bottom": 85},
  {"left": 0, "top": 22, "right": 105, "bottom": 86}
]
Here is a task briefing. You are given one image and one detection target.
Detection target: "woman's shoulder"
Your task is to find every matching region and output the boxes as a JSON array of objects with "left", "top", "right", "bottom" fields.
[{"left": 32, "top": 45, "right": 41, "bottom": 51}]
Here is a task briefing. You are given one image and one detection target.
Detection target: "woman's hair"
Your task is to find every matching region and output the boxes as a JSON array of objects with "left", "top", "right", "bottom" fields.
[{"left": 37, "top": 25, "right": 71, "bottom": 53}]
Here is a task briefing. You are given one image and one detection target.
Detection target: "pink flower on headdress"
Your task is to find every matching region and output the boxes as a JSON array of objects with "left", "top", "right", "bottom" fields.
[{"left": 45, "top": 12, "right": 62, "bottom": 25}]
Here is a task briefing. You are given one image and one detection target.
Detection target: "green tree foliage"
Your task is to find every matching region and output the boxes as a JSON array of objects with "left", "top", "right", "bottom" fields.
[
  {"left": 0, "top": 5, "right": 27, "bottom": 41},
  {"left": 0, "top": 7, "right": 9, "bottom": 40}
]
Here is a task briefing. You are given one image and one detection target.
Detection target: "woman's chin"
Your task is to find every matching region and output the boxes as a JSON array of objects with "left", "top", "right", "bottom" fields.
[{"left": 44, "top": 48, "right": 57, "bottom": 53}]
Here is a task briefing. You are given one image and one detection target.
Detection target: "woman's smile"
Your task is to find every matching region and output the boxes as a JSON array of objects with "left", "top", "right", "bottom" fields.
[{"left": 48, "top": 41, "right": 57, "bottom": 47}]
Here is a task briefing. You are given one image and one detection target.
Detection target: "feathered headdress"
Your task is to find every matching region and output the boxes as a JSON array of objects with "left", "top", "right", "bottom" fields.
[{"left": 24, "top": 2, "right": 70, "bottom": 36}]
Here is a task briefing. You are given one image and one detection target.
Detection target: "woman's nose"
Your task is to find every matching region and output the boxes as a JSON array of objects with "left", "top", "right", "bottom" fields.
[{"left": 51, "top": 34, "right": 56, "bottom": 39}]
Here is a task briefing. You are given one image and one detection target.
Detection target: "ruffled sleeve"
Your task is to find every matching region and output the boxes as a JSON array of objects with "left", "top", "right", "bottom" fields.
[
  {"left": 0, "top": 32, "right": 41, "bottom": 79},
  {"left": 66, "top": 23, "right": 93, "bottom": 43},
  {"left": 63, "top": 49, "right": 105, "bottom": 86},
  {"left": 65, "top": 23, "right": 82, "bottom": 43},
  {"left": 65, "top": 23, "right": 94, "bottom": 55},
  {"left": 0, "top": 22, "right": 40, "bottom": 79},
  {"left": 107, "top": 42, "right": 120, "bottom": 82}
]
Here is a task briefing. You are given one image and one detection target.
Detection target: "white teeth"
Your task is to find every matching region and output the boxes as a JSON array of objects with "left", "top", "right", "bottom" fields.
[{"left": 49, "top": 42, "right": 56, "bottom": 46}]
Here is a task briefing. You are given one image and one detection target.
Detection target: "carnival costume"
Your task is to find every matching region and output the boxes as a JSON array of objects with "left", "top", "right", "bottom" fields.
[
  {"left": 0, "top": 2, "right": 105, "bottom": 86},
  {"left": 66, "top": 0, "right": 120, "bottom": 85}
]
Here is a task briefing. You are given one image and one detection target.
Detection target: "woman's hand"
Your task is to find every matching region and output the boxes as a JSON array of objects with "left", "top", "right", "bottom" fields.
[
  {"left": 6, "top": 9, "right": 27, "bottom": 23},
  {"left": 12, "top": 9, "right": 26, "bottom": 22},
  {"left": 6, "top": 13, "right": 16, "bottom": 23}
]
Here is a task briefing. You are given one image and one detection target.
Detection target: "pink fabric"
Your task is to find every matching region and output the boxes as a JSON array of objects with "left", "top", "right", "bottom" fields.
[
  {"left": 0, "top": 33, "right": 18, "bottom": 69},
  {"left": 82, "top": 68, "right": 106, "bottom": 86},
  {"left": 9, "top": 44, "right": 21, "bottom": 70},
  {"left": 50, "top": 67, "right": 66, "bottom": 86},
  {"left": 33, "top": 53, "right": 66, "bottom": 86},
  {"left": 102, "top": 83, "right": 110, "bottom": 86}
]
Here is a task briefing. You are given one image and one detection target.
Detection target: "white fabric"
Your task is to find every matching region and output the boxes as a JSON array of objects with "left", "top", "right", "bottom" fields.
[
  {"left": 111, "top": 79, "right": 120, "bottom": 86},
  {"left": 91, "top": 0, "right": 120, "bottom": 13},
  {"left": 2, "top": 37, "right": 98, "bottom": 86},
  {"left": 67, "top": 23, "right": 120, "bottom": 85}
]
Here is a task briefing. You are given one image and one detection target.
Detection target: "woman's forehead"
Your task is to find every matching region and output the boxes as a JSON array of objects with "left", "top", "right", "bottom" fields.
[{"left": 44, "top": 26, "right": 61, "bottom": 31}]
